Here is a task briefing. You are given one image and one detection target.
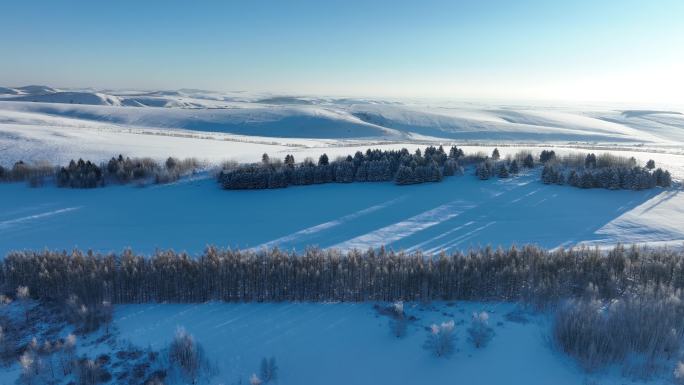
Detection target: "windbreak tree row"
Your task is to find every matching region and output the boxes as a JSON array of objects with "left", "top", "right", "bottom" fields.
[{"left": 3, "top": 244, "right": 683, "bottom": 305}]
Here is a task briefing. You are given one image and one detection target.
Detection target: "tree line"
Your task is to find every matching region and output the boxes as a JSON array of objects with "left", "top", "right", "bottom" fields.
[
  {"left": 0, "top": 156, "right": 201, "bottom": 188},
  {"left": 539, "top": 152, "right": 672, "bottom": 189},
  {"left": 218, "top": 146, "right": 475, "bottom": 189},
  {"left": 2, "top": 244, "right": 683, "bottom": 306}
]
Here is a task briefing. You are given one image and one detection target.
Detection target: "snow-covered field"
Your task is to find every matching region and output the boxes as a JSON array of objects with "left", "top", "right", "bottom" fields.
[
  {"left": 111, "top": 302, "right": 647, "bottom": 385},
  {"left": 1, "top": 169, "right": 682, "bottom": 256}
]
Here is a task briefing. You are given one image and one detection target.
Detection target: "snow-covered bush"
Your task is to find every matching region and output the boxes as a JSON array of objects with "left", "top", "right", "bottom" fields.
[
  {"left": 674, "top": 361, "right": 684, "bottom": 384},
  {"left": 75, "top": 358, "right": 107, "bottom": 385},
  {"left": 168, "top": 327, "right": 211, "bottom": 384},
  {"left": 64, "top": 295, "right": 113, "bottom": 334},
  {"left": 17, "top": 286, "right": 30, "bottom": 323},
  {"left": 389, "top": 301, "right": 408, "bottom": 338},
  {"left": 425, "top": 320, "right": 456, "bottom": 357},
  {"left": 19, "top": 351, "right": 38, "bottom": 384},
  {"left": 250, "top": 373, "right": 263, "bottom": 385},
  {"left": 467, "top": 311, "right": 494, "bottom": 348}
]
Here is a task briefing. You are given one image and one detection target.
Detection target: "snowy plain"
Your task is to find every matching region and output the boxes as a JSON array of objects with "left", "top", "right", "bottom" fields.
[{"left": 2, "top": 86, "right": 684, "bottom": 384}]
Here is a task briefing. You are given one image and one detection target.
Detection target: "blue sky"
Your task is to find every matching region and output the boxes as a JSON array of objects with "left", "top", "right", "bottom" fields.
[{"left": 2, "top": 0, "right": 683, "bottom": 103}]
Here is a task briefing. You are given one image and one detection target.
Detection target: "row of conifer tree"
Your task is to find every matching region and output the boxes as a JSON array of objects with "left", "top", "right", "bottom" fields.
[{"left": 218, "top": 146, "right": 474, "bottom": 189}]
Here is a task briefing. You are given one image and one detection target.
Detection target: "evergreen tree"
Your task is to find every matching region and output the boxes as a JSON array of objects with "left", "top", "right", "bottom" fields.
[
  {"left": 509, "top": 160, "right": 519, "bottom": 174},
  {"left": 523, "top": 154, "right": 534, "bottom": 168},
  {"left": 585, "top": 153, "right": 597, "bottom": 169},
  {"left": 580, "top": 172, "right": 594, "bottom": 189},
  {"left": 646, "top": 159, "right": 655, "bottom": 170},
  {"left": 497, "top": 164, "right": 509, "bottom": 178},
  {"left": 491, "top": 148, "right": 500, "bottom": 160},
  {"left": 476, "top": 163, "right": 490, "bottom": 180},
  {"left": 540, "top": 150, "right": 556, "bottom": 163}
]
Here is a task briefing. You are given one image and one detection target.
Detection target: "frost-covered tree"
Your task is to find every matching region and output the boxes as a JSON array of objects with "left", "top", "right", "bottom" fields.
[
  {"left": 476, "top": 163, "right": 490, "bottom": 180},
  {"left": 491, "top": 148, "right": 500, "bottom": 160},
  {"left": 169, "top": 327, "right": 208, "bottom": 384},
  {"left": 17, "top": 286, "right": 30, "bottom": 323},
  {"left": 584, "top": 153, "right": 597, "bottom": 169},
  {"left": 425, "top": 320, "right": 455, "bottom": 357},
  {"left": 646, "top": 159, "right": 655, "bottom": 170},
  {"left": 523, "top": 154, "right": 534, "bottom": 168},
  {"left": 19, "top": 350, "right": 38, "bottom": 385},
  {"left": 539, "top": 150, "right": 556, "bottom": 163},
  {"left": 467, "top": 312, "right": 494, "bottom": 348},
  {"left": 395, "top": 165, "right": 414, "bottom": 185},
  {"left": 389, "top": 301, "right": 408, "bottom": 338},
  {"left": 497, "top": 164, "right": 509, "bottom": 178},
  {"left": 509, "top": 160, "right": 519, "bottom": 174}
]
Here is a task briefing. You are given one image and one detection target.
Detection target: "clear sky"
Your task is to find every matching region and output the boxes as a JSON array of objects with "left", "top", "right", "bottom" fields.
[{"left": 2, "top": 0, "right": 683, "bottom": 103}]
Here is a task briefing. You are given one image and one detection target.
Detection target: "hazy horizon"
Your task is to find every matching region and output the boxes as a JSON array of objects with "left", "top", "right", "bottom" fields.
[{"left": 3, "top": 0, "right": 683, "bottom": 104}]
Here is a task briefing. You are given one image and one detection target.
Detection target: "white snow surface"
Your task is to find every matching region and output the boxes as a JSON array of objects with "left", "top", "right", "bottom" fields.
[
  {"left": 110, "top": 302, "right": 663, "bottom": 385},
  {"left": 1, "top": 166, "right": 682, "bottom": 256},
  {"left": 0, "top": 86, "right": 683, "bottom": 147}
]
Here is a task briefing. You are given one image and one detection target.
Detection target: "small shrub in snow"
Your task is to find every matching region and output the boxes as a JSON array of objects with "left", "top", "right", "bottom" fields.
[
  {"left": 19, "top": 350, "right": 50, "bottom": 385},
  {"left": 260, "top": 356, "right": 278, "bottom": 383},
  {"left": 467, "top": 311, "right": 494, "bottom": 348},
  {"left": 674, "top": 361, "right": 684, "bottom": 383},
  {"left": 168, "top": 327, "right": 211, "bottom": 384},
  {"left": 250, "top": 373, "right": 263, "bottom": 385},
  {"left": 64, "top": 295, "right": 113, "bottom": 334},
  {"left": 17, "top": 286, "right": 30, "bottom": 323},
  {"left": 76, "top": 358, "right": 107, "bottom": 385},
  {"left": 390, "top": 304, "right": 408, "bottom": 338},
  {"left": 425, "top": 320, "right": 456, "bottom": 357},
  {"left": 393, "top": 300, "right": 404, "bottom": 315}
]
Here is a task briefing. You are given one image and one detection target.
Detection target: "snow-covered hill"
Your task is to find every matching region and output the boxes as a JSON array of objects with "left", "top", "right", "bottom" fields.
[{"left": 1, "top": 85, "right": 683, "bottom": 144}]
